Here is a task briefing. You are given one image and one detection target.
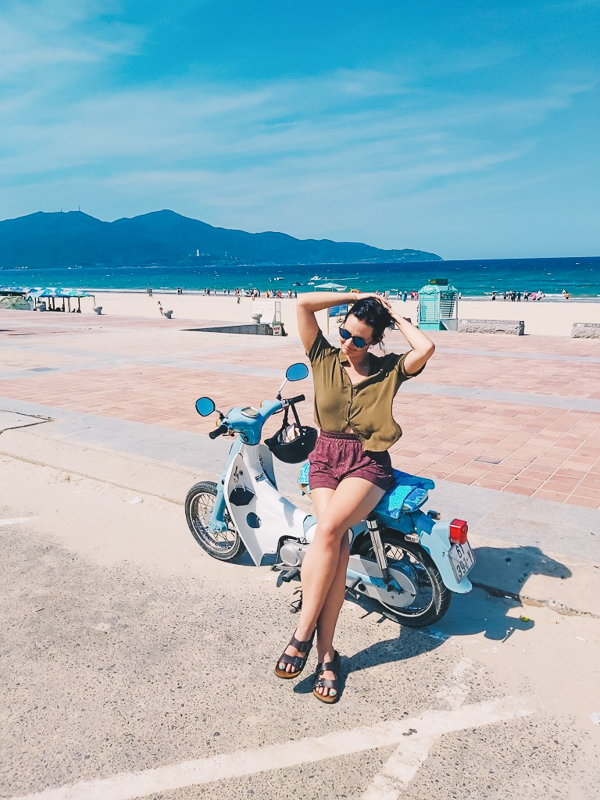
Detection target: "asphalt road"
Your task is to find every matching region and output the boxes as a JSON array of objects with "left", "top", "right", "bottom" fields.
[{"left": 1, "top": 455, "right": 599, "bottom": 800}]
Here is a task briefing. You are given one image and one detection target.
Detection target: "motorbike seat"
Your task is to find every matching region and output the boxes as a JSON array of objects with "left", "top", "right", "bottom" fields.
[
  {"left": 297, "top": 462, "right": 434, "bottom": 516},
  {"left": 374, "top": 470, "right": 435, "bottom": 517}
]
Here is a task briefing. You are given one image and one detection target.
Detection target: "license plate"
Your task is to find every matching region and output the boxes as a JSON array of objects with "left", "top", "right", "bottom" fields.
[{"left": 448, "top": 541, "right": 475, "bottom": 582}]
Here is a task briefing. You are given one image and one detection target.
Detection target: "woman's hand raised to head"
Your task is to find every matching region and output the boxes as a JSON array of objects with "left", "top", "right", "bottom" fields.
[
  {"left": 350, "top": 291, "right": 380, "bottom": 303},
  {"left": 371, "top": 295, "right": 405, "bottom": 327},
  {"left": 373, "top": 294, "right": 392, "bottom": 311}
]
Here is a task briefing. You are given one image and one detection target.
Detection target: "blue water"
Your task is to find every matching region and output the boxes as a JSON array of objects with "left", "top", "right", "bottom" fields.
[{"left": 1, "top": 256, "right": 599, "bottom": 299}]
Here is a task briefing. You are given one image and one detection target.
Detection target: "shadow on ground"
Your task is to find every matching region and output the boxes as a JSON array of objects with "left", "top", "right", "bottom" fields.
[
  {"left": 285, "top": 543, "right": 573, "bottom": 698},
  {"left": 470, "top": 543, "right": 572, "bottom": 597}
]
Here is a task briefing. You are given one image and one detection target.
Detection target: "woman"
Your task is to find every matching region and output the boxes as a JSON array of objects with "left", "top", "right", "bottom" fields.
[{"left": 275, "top": 291, "right": 436, "bottom": 703}]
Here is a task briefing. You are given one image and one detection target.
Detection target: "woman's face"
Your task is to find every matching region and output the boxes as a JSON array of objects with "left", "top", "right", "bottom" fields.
[{"left": 340, "top": 313, "right": 376, "bottom": 356}]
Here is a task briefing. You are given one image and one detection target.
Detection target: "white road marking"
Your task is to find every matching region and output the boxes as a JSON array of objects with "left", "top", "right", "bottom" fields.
[
  {"left": 361, "top": 738, "right": 434, "bottom": 800},
  {"left": 0, "top": 517, "right": 36, "bottom": 527},
  {"left": 435, "top": 658, "right": 485, "bottom": 711},
  {"left": 361, "top": 658, "right": 487, "bottom": 800},
  {"left": 9, "top": 699, "right": 531, "bottom": 800}
]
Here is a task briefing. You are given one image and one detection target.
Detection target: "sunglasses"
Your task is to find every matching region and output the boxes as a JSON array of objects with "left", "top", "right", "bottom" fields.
[{"left": 339, "top": 327, "right": 370, "bottom": 349}]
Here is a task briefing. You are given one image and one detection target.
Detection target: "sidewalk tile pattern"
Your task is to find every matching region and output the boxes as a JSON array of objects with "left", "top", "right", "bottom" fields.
[{"left": 1, "top": 309, "right": 599, "bottom": 509}]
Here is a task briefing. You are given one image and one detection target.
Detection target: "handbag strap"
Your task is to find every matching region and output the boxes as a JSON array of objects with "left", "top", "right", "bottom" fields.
[
  {"left": 289, "top": 402, "right": 302, "bottom": 428},
  {"left": 278, "top": 402, "right": 302, "bottom": 435}
]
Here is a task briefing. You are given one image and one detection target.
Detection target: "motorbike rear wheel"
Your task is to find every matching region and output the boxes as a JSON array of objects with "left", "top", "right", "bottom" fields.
[
  {"left": 355, "top": 531, "right": 450, "bottom": 627},
  {"left": 185, "top": 481, "right": 246, "bottom": 561}
]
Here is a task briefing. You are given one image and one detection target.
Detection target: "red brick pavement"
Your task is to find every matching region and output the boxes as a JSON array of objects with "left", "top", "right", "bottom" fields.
[{"left": 1, "top": 309, "right": 599, "bottom": 509}]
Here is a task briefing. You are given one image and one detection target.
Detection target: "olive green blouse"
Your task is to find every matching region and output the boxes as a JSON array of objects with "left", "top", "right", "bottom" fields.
[{"left": 307, "top": 329, "right": 425, "bottom": 452}]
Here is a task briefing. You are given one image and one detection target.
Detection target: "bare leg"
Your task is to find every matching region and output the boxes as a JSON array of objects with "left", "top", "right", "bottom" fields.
[
  {"left": 278, "top": 487, "right": 333, "bottom": 673},
  {"left": 317, "top": 531, "right": 350, "bottom": 651},
  {"left": 314, "top": 531, "right": 350, "bottom": 697},
  {"left": 280, "top": 479, "right": 385, "bottom": 676}
]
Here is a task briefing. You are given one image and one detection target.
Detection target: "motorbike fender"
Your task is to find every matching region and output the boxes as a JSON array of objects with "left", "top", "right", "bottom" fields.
[
  {"left": 411, "top": 513, "right": 472, "bottom": 594},
  {"left": 208, "top": 479, "right": 229, "bottom": 534}
]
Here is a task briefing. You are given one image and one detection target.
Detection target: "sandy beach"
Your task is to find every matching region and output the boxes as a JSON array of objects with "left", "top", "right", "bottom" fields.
[{"left": 85, "top": 291, "right": 600, "bottom": 337}]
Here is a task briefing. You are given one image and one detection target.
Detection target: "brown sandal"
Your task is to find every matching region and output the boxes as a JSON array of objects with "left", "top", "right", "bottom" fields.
[
  {"left": 275, "top": 630, "right": 315, "bottom": 679},
  {"left": 312, "top": 650, "right": 341, "bottom": 704}
]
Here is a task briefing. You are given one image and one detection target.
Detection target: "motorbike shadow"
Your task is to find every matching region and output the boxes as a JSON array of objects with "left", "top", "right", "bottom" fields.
[
  {"left": 293, "top": 544, "right": 571, "bottom": 694},
  {"left": 353, "top": 543, "right": 570, "bottom": 643}
]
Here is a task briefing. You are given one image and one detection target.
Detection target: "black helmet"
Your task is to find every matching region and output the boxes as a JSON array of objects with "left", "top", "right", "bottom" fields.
[{"left": 265, "top": 405, "right": 317, "bottom": 464}]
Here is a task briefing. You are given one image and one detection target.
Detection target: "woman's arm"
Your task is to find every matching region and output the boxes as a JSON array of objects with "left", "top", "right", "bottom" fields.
[
  {"left": 296, "top": 291, "right": 378, "bottom": 354},
  {"left": 394, "top": 316, "right": 435, "bottom": 375},
  {"left": 378, "top": 297, "right": 435, "bottom": 375}
]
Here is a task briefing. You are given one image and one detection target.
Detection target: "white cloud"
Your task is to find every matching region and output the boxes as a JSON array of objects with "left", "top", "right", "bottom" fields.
[
  {"left": 1, "top": 70, "right": 587, "bottom": 188},
  {"left": 0, "top": 0, "right": 598, "bottom": 257},
  {"left": 0, "top": 0, "right": 142, "bottom": 82}
]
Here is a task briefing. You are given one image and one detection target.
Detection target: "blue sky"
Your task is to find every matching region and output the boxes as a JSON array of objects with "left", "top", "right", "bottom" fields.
[{"left": 0, "top": 0, "right": 598, "bottom": 258}]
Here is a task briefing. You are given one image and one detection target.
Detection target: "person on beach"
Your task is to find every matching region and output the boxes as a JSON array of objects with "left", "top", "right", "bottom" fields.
[{"left": 275, "top": 291, "right": 435, "bottom": 703}]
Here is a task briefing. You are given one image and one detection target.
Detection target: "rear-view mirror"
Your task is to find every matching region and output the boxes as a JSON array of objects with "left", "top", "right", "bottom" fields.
[
  {"left": 286, "top": 363, "right": 309, "bottom": 382},
  {"left": 195, "top": 397, "right": 216, "bottom": 416}
]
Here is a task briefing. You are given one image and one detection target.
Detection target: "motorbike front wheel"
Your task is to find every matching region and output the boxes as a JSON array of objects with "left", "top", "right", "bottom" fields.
[
  {"left": 185, "top": 481, "right": 246, "bottom": 562},
  {"left": 355, "top": 531, "right": 450, "bottom": 627}
]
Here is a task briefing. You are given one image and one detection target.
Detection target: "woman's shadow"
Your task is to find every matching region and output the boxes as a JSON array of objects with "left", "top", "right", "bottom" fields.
[{"left": 293, "top": 544, "right": 571, "bottom": 697}]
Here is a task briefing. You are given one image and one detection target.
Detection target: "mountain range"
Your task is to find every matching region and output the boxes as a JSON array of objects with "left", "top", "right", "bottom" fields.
[{"left": 0, "top": 210, "right": 442, "bottom": 268}]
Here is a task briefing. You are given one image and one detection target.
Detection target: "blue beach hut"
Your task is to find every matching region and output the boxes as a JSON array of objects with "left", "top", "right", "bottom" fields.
[{"left": 417, "top": 278, "right": 459, "bottom": 331}]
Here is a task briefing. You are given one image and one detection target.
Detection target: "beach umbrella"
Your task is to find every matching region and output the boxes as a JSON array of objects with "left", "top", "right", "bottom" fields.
[
  {"left": 27, "top": 287, "right": 59, "bottom": 296},
  {"left": 64, "top": 288, "right": 95, "bottom": 311},
  {"left": 61, "top": 288, "right": 94, "bottom": 297},
  {"left": 315, "top": 282, "right": 347, "bottom": 291},
  {"left": 25, "top": 287, "right": 61, "bottom": 310}
]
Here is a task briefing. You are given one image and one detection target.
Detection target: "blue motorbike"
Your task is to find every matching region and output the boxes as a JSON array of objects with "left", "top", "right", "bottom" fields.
[{"left": 186, "top": 363, "right": 474, "bottom": 627}]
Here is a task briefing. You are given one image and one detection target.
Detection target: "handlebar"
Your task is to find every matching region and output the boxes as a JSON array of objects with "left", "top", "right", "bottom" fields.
[
  {"left": 209, "top": 423, "right": 229, "bottom": 439},
  {"left": 285, "top": 394, "right": 305, "bottom": 405},
  {"left": 207, "top": 395, "right": 304, "bottom": 440}
]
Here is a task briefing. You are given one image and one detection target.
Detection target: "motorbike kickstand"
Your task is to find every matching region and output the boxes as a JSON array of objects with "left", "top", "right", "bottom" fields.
[
  {"left": 346, "top": 576, "right": 362, "bottom": 601},
  {"left": 289, "top": 588, "right": 303, "bottom": 614}
]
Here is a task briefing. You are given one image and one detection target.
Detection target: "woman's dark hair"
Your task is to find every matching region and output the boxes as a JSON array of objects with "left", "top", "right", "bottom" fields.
[{"left": 343, "top": 297, "right": 394, "bottom": 344}]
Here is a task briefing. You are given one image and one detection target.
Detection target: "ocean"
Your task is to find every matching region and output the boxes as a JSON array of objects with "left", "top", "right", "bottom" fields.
[{"left": 1, "top": 256, "right": 599, "bottom": 299}]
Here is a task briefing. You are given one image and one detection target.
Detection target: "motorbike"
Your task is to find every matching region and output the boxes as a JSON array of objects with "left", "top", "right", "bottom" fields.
[{"left": 185, "top": 363, "right": 475, "bottom": 627}]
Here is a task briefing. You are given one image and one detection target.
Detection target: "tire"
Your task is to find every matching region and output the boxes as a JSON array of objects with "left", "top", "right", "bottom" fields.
[
  {"left": 355, "top": 531, "right": 451, "bottom": 627},
  {"left": 185, "top": 481, "right": 246, "bottom": 562}
]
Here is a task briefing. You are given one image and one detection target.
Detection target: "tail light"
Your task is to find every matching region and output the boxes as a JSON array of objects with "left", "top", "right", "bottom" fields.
[{"left": 449, "top": 518, "right": 468, "bottom": 545}]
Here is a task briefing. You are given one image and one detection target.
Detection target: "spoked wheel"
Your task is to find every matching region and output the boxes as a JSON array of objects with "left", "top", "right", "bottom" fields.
[
  {"left": 356, "top": 531, "right": 451, "bottom": 627},
  {"left": 185, "top": 481, "right": 246, "bottom": 561}
]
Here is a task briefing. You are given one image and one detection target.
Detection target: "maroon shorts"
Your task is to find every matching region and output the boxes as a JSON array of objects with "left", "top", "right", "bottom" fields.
[{"left": 308, "top": 430, "right": 394, "bottom": 491}]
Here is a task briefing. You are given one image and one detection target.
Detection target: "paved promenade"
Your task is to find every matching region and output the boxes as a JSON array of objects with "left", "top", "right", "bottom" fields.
[
  {"left": 2, "top": 308, "right": 599, "bottom": 799},
  {"left": 1, "top": 308, "right": 600, "bottom": 509}
]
